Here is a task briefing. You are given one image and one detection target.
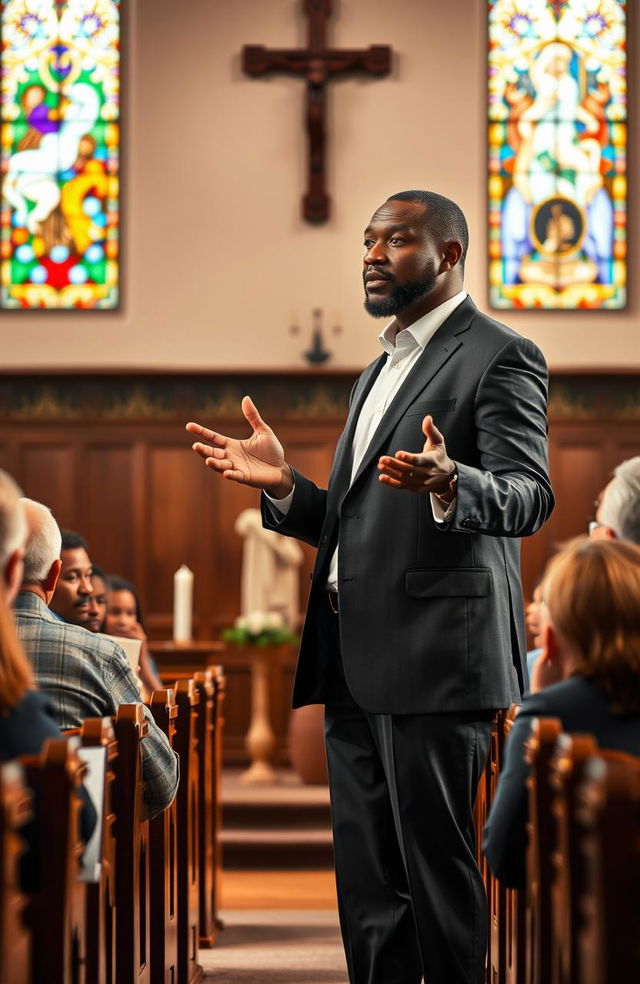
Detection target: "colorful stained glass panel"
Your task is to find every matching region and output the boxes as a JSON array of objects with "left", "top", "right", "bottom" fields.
[
  {"left": 488, "top": 0, "right": 626, "bottom": 309},
  {"left": 1, "top": 0, "right": 120, "bottom": 309}
]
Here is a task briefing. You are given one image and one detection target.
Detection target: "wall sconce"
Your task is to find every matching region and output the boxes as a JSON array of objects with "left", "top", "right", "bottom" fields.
[{"left": 289, "top": 308, "right": 343, "bottom": 366}]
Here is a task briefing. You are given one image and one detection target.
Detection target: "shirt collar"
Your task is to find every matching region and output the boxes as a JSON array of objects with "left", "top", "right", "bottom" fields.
[
  {"left": 14, "top": 590, "right": 58, "bottom": 621},
  {"left": 378, "top": 290, "right": 467, "bottom": 357}
]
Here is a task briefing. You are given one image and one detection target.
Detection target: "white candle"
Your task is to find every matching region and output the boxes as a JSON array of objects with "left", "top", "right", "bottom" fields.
[{"left": 173, "top": 565, "right": 193, "bottom": 642}]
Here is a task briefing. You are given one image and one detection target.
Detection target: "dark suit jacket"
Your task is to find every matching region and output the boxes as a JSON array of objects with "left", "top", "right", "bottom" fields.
[
  {"left": 263, "top": 296, "right": 554, "bottom": 713},
  {"left": 483, "top": 677, "right": 640, "bottom": 888}
]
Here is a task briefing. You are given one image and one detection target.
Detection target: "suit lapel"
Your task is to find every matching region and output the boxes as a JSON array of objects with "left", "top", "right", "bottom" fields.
[
  {"left": 327, "top": 353, "right": 386, "bottom": 497},
  {"left": 344, "top": 297, "right": 476, "bottom": 496}
]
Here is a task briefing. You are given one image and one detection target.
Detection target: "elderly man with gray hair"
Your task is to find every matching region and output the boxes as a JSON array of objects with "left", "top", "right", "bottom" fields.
[
  {"left": 591, "top": 456, "right": 640, "bottom": 544},
  {"left": 15, "top": 499, "right": 179, "bottom": 819},
  {"left": 0, "top": 475, "right": 98, "bottom": 885}
]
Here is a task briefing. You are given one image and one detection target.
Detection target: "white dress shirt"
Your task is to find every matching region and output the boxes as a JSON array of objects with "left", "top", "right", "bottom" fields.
[{"left": 268, "top": 290, "right": 467, "bottom": 591}]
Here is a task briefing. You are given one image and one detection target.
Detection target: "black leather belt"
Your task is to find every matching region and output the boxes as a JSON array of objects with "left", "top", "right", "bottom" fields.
[{"left": 328, "top": 591, "right": 340, "bottom": 614}]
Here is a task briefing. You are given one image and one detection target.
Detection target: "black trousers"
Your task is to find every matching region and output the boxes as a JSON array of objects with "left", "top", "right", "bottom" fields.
[{"left": 322, "top": 604, "right": 493, "bottom": 984}]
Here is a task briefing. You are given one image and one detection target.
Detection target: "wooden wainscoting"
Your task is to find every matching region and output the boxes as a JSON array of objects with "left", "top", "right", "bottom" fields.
[
  {"left": 1, "top": 370, "right": 639, "bottom": 763},
  {"left": 0, "top": 371, "right": 350, "bottom": 642}
]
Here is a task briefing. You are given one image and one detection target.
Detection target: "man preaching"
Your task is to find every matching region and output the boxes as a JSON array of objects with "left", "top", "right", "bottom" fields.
[{"left": 187, "top": 189, "right": 554, "bottom": 984}]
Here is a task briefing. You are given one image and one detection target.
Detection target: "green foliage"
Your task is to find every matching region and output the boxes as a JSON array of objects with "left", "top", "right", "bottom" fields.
[{"left": 221, "top": 610, "right": 297, "bottom": 648}]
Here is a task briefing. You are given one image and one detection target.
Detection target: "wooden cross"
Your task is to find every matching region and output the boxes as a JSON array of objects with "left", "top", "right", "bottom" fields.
[{"left": 243, "top": 0, "right": 392, "bottom": 223}]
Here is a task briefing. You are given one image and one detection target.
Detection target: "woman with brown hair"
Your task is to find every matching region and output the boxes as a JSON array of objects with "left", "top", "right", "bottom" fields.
[
  {"left": 0, "top": 593, "right": 96, "bottom": 888},
  {"left": 483, "top": 536, "right": 640, "bottom": 888}
]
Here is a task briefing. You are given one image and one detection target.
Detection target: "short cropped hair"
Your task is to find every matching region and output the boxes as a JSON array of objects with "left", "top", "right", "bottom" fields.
[
  {"left": 0, "top": 470, "right": 26, "bottom": 569},
  {"left": 22, "top": 499, "right": 62, "bottom": 584},
  {"left": 541, "top": 537, "right": 640, "bottom": 714},
  {"left": 61, "top": 529, "right": 88, "bottom": 552},
  {"left": 386, "top": 190, "right": 469, "bottom": 269},
  {"left": 599, "top": 456, "right": 640, "bottom": 545}
]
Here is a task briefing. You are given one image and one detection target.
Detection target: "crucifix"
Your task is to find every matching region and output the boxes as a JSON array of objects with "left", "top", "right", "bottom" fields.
[{"left": 242, "top": 0, "right": 392, "bottom": 223}]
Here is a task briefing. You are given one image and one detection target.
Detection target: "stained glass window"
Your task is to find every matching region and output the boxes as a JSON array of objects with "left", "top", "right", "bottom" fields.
[
  {"left": 1, "top": 0, "right": 119, "bottom": 309},
  {"left": 488, "top": 1, "right": 626, "bottom": 309}
]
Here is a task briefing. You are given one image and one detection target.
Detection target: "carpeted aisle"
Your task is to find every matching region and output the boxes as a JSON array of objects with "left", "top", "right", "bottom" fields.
[{"left": 200, "top": 909, "right": 348, "bottom": 983}]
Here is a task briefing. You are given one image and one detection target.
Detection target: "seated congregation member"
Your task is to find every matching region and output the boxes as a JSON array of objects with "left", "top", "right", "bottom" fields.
[
  {"left": 14, "top": 500, "right": 179, "bottom": 820},
  {"left": 590, "top": 455, "right": 640, "bottom": 543},
  {"left": 86, "top": 566, "right": 108, "bottom": 633},
  {"left": 527, "top": 457, "right": 640, "bottom": 683},
  {"left": 0, "top": 472, "right": 96, "bottom": 886},
  {"left": 526, "top": 456, "right": 640, "bottom": 683},
  {"left": 49, "top": 529, "right": 94, "bottom": 627},
  {"left": 0, "top": 594, "right": 98, "bottom": 889},
  {"left": 0, "top": 469, "right": 26, "bottom": 607},
  {"left": 525, "top": 582, "right": 544, "bottom": 679},
  {"left": 483, "top": 537, "right": 640, "bottom": 889},
  {"left": 104, "top": 575, "right": 163, "bottom": 694}
]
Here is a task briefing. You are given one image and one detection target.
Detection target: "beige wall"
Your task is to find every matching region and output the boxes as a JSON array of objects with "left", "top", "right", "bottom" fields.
[{"left": 2, "top": 0, "right": 637, "bottom": 371}]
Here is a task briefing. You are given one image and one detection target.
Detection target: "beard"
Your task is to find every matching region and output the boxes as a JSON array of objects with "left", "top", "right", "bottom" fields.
[{"left": 364, "top": 264, "right": 437, "bottom": 318}]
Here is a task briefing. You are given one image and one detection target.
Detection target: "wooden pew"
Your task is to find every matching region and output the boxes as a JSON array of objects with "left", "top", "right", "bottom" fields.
[
  {"left": 473, "top": 711, "right": 496, "bottom": 983},
  {"left": 76, "top": 718, "right": 118, "bottom": 984},
  {"left": 209, "top": 665, "right": 225, "bottom": 936},
  {"left": 147, "top": 690, "right": 179, "bottom": 984},
  {"left": 525, "top": 716, "right": 563, "bottom": 984},
  {"left": 0, "top": 762, "right": 32, "bottom": 984},
  {"left": 472, "top": 716, "right": 490, "bottom": 869},
  {"left": 192, "top": 671, "right": 216, "bottom": 949},
  {"left": 487, "top": 708, "right": 509, "bottom": 984},
  {"left": 503, "top": 705, "right": 526, "bottom": 984},
  {"left": 174, "top": 680, "right": 204, "bottom": 984},
  {"left": 21, "top": 738, "right": 87, "bottom": 984},
  {"left": 548, "top": 732, "right": 598, "bottom": 984},
  {"left": 112, "top": 705, "right": 151, "bottom": 984},
  {"left": 192, "top": 668, "right": 226, "bottom": 948},
  {"left": 575, "top": 750, "right": 640, "bottom": 984},
  {"left": 156, "top": 662, "right": 227, "bottom": 947}
]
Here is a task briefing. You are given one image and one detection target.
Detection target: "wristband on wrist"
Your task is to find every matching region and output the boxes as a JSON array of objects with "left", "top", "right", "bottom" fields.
[{"left": 433, "top": 466, "right": 458, "bottom": 505}]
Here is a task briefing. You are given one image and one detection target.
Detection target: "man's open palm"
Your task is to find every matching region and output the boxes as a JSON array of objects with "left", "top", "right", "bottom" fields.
[
  {"left": 186, "top": 396, "right": 290, "bottom": 494},
  {"left": 378, "top": 415, "right": 455, "bottom": 493}
]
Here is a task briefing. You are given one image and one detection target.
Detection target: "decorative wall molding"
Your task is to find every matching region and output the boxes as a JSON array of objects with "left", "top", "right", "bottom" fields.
[
  {"left": 0, "top": 373, "right": 354, "bottom": 423},
  {"left": 0, "top": 371, "right": 638, "bottom": 423}
]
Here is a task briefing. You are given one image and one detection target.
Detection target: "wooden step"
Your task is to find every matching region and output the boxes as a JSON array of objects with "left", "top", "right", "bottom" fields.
[
  {"left": 222, "top": 828, "right": 334, "bottom": 869},
  {"left": 222, "top": 769, "right": 334, "bottom": 870},
  {"left": 224, "top": 799, "right": 331, "bottom": 829}
]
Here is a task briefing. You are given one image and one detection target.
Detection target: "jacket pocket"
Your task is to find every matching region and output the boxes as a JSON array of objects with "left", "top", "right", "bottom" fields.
[
  {"left": 405, "top": 568, "right": 493, "bottom": 598},
  {"left": 405, "top": 398, "right": 457, "bottom": 418}
]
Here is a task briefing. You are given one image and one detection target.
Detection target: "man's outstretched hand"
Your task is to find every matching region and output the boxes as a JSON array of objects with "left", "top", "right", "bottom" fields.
[
  {"left": 186, "top": 396, "right": 294, "bottom": 498},
  {"left": 377, "top": 415, "right": 456, "bottom": 496}
]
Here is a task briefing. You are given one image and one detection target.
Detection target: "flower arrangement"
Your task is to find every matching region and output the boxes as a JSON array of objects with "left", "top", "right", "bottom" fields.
[{"left": 221, "top": 610, "right": 297, "bottom": 648}]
